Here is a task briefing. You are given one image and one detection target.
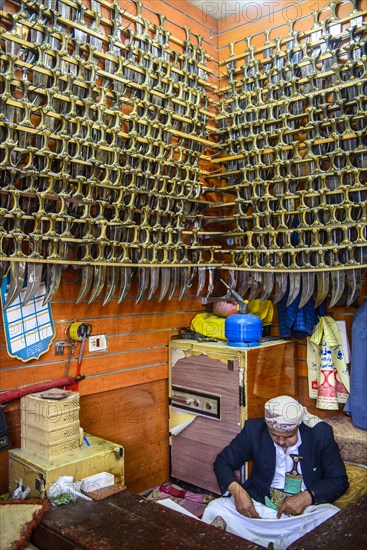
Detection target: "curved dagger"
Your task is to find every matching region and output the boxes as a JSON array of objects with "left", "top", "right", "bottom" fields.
[
  {"left": 167, "top": 268, "right": 179, "bottom": 301},
  {"left": 248, "top": 271, "right": 262, "bottom": 302},
  {"left": 76, "top": 265, "right": 93, "bottom": 304},
  {"left": 159, "top": 267, "right": 170, "bottom": 302},
  {"left": 329, "top": 270, "right": 345, "bottom": 308},
  {"left": 147, "top": 267, "right": 160, "bottom": 300},
  {"left": 346, "top": 269, "right": 361, "bottom": 307},
  {"left": 196, "top": 267, "right": 206, "bottom": 297},
  {"left": 314, "top": 271, "right": 329, "bottom": 308},
  {"left": 298, "top": 272, "right": 315, "bottom": 309},
  {"left": 0, "top": 261, "right": 10, "bottom": 287},
  {"left": 260, "top": 272, "right": 274, "bottom": 303},
  {"left": 273, "top": 273, "right": 288, "bottom": 304},
  {"left": 3, "top": 261, "right": 26, "bottom": 309},
  {"left": 43, "top": 264, "right": 62, "bottom": 306},
  {"left": 237, "top": 271, "right": 251, "bottom": 297},
  {"left": 228, "top": 269, "right": 238, "bottom": 290},
  {"left": 118, "top": 266, "right": 132, "bottom": 303},
  {"left": 22, "top": 262, "right": 43, "bottom": 306},
  {"left": 286, "top": 273, "right": 301, "bottom": 307},
  {"left": 179, "top": 267, "right": 191, "bottom": 302},
  {"left": 88, "top": 265, "right": 106, "bottom": 304},
  {"left": 206, "top": 267, "right": 215, "bottom": 298},
  {"left": 103, "top": 266, "right": 120, "bottom": 306},
  {"left": 136, "top": 268, "right": 149, "bottom": 304}
]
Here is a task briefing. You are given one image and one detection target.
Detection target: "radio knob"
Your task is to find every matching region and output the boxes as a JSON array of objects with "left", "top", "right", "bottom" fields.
[
  {"left": 186, "top": 398, "right": 199, "bottom": 407},
  {"left": 205, "top": 402, "right": 213, "bottom": 410}
]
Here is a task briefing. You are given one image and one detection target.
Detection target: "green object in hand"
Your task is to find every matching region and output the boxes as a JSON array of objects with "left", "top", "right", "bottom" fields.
[{"left": 265, "top": 496, "right": 278, "bottom": 510}]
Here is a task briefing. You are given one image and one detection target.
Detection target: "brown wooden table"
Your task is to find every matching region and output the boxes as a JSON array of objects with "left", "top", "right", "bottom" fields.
[
  {"left": 31, "top": 491, "right": 261, "bottom": 549},
  {"left": 288, "top": 494, "right": 367, "bottom": 549},
  {"left": 31, "top": 491, "right": 367, "bottom": 549}
]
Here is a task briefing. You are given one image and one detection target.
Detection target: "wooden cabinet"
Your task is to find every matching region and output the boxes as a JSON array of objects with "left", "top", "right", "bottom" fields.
[
  {"left": 9, "top": 434, "right": 124, "bottom": 498},
  {"left": 169, "top": 339, "right": 296, "bottom": 493}
]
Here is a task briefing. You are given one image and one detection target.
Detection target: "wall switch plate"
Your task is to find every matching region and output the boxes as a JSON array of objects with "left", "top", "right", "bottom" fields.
[
  {"left": 54, "top": 341, "right": 65, "bottom": 355},
  {"left": 88, "top": 334, "right": 107, "bottom": 352}
]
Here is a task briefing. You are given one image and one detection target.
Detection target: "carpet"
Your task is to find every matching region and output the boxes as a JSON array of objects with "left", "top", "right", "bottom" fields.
[{"left": 0, "top": 499, "right": 50, "bottom": 550}]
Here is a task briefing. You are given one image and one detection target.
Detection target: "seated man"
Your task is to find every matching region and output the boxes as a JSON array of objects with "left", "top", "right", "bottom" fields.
[{"left": 202, "top": 395, "right": 348, "bottom": 549}]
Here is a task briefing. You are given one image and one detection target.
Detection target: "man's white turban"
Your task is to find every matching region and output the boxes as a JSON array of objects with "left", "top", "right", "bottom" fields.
[{"left": 265, "top": 395, "right": 321, "bottom": 432}]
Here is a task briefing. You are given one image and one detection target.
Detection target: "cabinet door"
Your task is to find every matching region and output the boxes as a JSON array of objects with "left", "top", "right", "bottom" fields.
[
  {"left": 170, "top": 349, "right": 243, "bottom": 494},
  {"left": 245, "top": 342, "right": 297, "bottom": 418}
]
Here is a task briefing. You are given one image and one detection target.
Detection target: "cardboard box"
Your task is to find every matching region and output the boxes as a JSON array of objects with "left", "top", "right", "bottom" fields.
[{"left": 9, "top": 434, "right": 124, "bottom": 498}]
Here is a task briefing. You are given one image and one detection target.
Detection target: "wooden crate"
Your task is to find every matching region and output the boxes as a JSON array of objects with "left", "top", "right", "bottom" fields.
[{"left": 9, "top": 434, "right": 124, "bottom": 498}]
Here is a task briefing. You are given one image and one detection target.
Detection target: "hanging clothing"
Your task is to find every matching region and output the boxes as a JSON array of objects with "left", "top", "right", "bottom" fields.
[
  {"left": 344, "top": 301, "right": 367, "bottom": 429},
  {"left": 307, "top": 316, "right": 350, "bottom": 410},
  {"left": 277, "top": 287, "right": 327, "bottom": 339}
]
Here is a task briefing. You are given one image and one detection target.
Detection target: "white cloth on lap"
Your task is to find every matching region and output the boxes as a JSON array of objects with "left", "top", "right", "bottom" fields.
[{"left": 202, "top": 496, "right": 339, "bottom": 550}]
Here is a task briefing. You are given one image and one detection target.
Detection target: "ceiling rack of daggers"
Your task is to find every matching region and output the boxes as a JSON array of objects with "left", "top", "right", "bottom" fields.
[
  {"left": 0, "top": 0, "right": 366, "bottom": 305},
  {"left": 219, "top": 1, "right": 366, "bottom": 67}
]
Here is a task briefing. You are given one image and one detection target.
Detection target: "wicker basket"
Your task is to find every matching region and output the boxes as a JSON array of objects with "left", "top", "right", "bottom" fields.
[
  {"left": 21, "top": 421, "right": 80, "bottom": 445},
  {"left": 20, "top": 391, "right": 81, "bottom": 460},
  {"left": 21, "top": 435, "right": 80, "bottom": 460}
]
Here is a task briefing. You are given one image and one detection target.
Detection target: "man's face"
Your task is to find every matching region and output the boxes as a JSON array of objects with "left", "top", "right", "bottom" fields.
[{"left": 267, "top": 427, "right": 298, "bottom": 452}]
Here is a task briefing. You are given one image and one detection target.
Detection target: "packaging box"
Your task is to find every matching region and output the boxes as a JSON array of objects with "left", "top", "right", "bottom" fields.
[
  {"left": 80, "top": 471, "right": 115, "bottom": 493},
  {"left": 9, "top": 434, "right": 124, "bottom": 498}
]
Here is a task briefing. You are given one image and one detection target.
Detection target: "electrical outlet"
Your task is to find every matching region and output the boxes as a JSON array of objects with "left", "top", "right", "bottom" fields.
[
  {"left": 88, "top": 334, "right": 107, "bottom": 352},
  {"left": 54, "top": 341, "right": 65, "bottom": 355}
]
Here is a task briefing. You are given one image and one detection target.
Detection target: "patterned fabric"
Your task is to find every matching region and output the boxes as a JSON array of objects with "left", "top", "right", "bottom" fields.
[
  {"left": 323, "top": 416, "right": 367, "bottom": 465},
  {"left": 334, "top": 463, "right": 367, "bottom": 510},
  {"left": 307, "top": 316, "right": 350, "bottom": 409}
]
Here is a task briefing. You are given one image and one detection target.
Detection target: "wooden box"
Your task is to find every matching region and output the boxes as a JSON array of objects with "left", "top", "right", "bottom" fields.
[{"left": 9, "top": 434, "right": 124, "bottom": 498}]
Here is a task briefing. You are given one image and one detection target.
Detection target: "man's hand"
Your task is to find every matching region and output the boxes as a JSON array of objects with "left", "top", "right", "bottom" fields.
[
  {"left": 228, "top": 481, "right": 260, "bottom": 518},
  {"left": 277, "top": 490, "right": 313, "bottom": 518}
]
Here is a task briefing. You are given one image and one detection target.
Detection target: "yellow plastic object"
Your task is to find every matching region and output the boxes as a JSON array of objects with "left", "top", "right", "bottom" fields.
[
  {"left": 68, "top": 322, "right": 92, "bottom": 341},
  {"left": 68, "top": 322, "right": 84, "bottom": 341},
  {"left": 248, "top": 300, "right": 274, "bottom": 324},
  {"left": 190, "top": 313, "right": 226, "bottom": 341}
]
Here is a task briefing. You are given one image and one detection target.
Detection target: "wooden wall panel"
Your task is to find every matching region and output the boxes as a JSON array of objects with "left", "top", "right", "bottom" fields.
[
  {"left": 0, "top": 270, "right": 202, "bottom": 493},
  {"left": 79, "top": 382, "right": 169, "bottom": 493}
]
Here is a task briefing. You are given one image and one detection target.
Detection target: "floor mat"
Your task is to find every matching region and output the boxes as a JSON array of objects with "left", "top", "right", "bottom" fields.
[{"left": 143, "top": 481, "right": 214, "bottom": 519}]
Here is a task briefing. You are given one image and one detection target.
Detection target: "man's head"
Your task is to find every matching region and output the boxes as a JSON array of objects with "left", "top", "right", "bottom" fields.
[
  {"left": 264, "top": 395, "right": 304, "bottom": 433},
  {"left": 267, "top": 426, "right": 299, "bottom": 451},
  {"left": 264, "top": 396, "right": 304, "bottom": 451}
]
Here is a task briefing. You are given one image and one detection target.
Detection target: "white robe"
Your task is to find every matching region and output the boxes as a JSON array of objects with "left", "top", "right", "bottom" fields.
[{"left": 202, "top": 496, "right": 339, "bottom": 549}]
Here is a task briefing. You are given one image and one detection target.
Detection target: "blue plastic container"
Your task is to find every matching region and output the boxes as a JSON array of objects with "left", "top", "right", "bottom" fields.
[{"left": 225, "top": 311, "right": 262, "bottom": 347}]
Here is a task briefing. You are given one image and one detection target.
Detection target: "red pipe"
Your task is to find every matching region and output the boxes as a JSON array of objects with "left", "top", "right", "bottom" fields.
[{"left": 0, "top": 376, "right": 80, "bottom": 404}]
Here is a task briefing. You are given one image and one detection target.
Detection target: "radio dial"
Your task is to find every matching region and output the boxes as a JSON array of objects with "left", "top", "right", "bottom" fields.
[{"left": 186, "top": 398, "right": 199, "bottom": 407}]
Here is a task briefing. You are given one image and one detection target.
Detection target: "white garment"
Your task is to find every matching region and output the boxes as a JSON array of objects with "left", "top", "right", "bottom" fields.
[
  {"left": 202, "top": 496, "right": 339, "bottom": 549},
  {"left": 271, "top": 431, "right": 305, "bottom": 491}
]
